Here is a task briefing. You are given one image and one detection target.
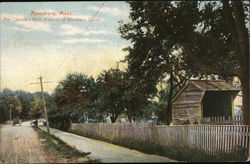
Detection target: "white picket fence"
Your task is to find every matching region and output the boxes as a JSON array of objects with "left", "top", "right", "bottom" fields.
[
  {"left": 156, "top": 125, "right": 250, "bottom": 155},
  {"left": 70, "top": 123, "right": 250, "bottom": 155},
  {"left": 202, "top": 116, "right": 243, "bottom": 125}
]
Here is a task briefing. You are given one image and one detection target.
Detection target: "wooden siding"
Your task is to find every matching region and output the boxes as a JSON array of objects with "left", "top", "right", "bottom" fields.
[{"left": 172, "top": 84, "right": 203, "bottom": 124}]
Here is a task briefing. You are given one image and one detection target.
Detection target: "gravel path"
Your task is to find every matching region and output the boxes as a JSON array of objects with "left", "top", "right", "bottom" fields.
[{"left": 39, "top": 126, "right": 176, "bottom": 163}]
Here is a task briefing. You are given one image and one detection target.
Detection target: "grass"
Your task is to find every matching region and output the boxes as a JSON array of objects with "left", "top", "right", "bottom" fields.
[
  {"left": 34, "top": 127, "right": 101, "bottom": 163},
  {"left": 68, "top": 129, "right": 248, "bottom": 162}
]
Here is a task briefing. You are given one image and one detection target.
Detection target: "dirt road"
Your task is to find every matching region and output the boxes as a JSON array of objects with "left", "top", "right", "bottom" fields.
[
  {"left": 0, "top": 122, "right": 52, "bottom": 164},
  {"left": 0, "top": 122, "right": 176, "bottom": 163}
]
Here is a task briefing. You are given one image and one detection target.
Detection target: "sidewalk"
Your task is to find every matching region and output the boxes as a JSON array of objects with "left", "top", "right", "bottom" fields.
[{"left": 39, "top": 126, "right": 176, "bottom": 163}]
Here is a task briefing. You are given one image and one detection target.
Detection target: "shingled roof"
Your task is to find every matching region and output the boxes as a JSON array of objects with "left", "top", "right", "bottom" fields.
[
  {"left": 189, "top": 80, "right": 240, "bottom": 91},
  {"left": 172, "top": 80, "right": 241, "bottom": 102}
]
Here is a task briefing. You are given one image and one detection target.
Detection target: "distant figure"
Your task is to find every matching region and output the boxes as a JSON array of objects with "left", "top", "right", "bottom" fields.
[
  {"left": 34, "top": 119, "right": 38, "bottom": 126},
  {"left": 30, "top": 119, "right": 38, "bottom": 127},
  {"left": 12, "top": 117, "right": 21, "bottom": 126}
]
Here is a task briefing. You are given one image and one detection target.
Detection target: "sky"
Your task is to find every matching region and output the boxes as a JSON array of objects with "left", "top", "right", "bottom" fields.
[{"left": 0, "top": 1, "right": 131, "bottom": 93}]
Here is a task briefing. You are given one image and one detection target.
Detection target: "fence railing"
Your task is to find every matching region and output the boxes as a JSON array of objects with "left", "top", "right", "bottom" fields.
[
  {"left": 70, "top": 123, "right": 250, "bottom": 155},
  {"left": 202, "top": 116, "right": 243, "bottom": 125}
]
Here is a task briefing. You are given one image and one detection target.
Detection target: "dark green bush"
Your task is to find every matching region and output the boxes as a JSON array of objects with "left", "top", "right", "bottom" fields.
[{"left": 48, "top": 110, "right": 73, "bottom": 131}]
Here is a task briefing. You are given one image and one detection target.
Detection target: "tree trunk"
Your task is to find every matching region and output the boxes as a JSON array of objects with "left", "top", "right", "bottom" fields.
[
  {"left": 238, "top": 30, "right": 249, "bottom": 125},
  {"left": 231, "top": 0, "right": 249, "bottom": 125},
  {"left": 166, "top": 71, "right": 174, "bottom": 125},
  {"left": 110, "top": 115, "right": 117, "bottom": 123},
  {"left": 128, "top": 116, "right": 133, "bottom": 123},
  {"left": 127, "top": 110, "right": 133, "bottom": 122}
]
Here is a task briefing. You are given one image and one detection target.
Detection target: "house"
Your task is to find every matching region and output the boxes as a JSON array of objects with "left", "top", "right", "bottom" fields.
[{"left": 172, "top": 80, "right": 240, "bottom": 125}]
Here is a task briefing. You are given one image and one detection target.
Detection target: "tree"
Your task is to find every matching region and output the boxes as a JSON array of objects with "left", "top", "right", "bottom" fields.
[
  {"left": 0, "top": 89, "right": 39, "bottom": 122},
  {"left": 119, "top": 1, "right": 249, "bottom": 124},
  {"left": 53, "top": 73, "right": 88, "bottom": 110},
  {"left": 52, "top": 72, "right": 100, "bottom": 122},
  {"left": 53, "top": 73, "right": 93, "bottom": 110},
  {"left": 96, "top": 69, "right": 126, "bottom": 123},
  {"left": 122, "top": 74, "right": 154, "bottom": 122},
  {"left": 0, "top": 97, "right": 10, "bottom": 123},
  {"left": 0, "top": 88, "right": 23, "bottom": 120},
  {"left": 29, "top": 96, "right": 44, "bottom": 119},
  {"left": 15, "top": 90, "right": 34, "bottom": 119}
]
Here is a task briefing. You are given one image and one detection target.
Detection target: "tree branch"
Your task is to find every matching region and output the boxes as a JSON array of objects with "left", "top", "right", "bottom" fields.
[
  {"left": 189, "top": 53, "right": 240, "bottom": 76},
  {"left": 172, "top": 70, "right": 191, "bottom": 90}
]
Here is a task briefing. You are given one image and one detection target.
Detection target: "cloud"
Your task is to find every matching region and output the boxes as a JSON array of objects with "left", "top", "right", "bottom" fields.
[
  {"left": 87, "top": 6, "right": 126, "bottom": 16},
  {"left": 11, "top": 27, "right": 30, "bottom": 32},
  {"left": 63, "top": 14, "right": 104, "bottom": 21},
  {"left": 59, "top": 24, "right": 109, "bottom": 36},
  {"left": 61, "top": 38, "right": 107, "bottom": 44},
  {"left": 1, "top": 13, "right": 52, "bottom": 32}
]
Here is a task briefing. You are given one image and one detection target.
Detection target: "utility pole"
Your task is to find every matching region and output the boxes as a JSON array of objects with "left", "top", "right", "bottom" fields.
[
  {"left": 0, "top": 38, "right": 1, "bottom": 91},
  {"left": 9, "top": 105, "right": 12, "bottom": 121},
  {"left": 29, "top": 76, "right": 53, "bottom": 134},
  {"left": 39, "top": 76, "right": 50, "bottom": 134}
]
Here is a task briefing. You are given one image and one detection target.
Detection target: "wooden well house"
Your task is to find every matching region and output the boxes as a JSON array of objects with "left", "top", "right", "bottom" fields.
[{"left": 172, "top": 80, "right": 241, "bottom": 125}]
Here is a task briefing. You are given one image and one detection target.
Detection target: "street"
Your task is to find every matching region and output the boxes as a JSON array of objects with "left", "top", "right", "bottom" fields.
[
  {"left": 0, "top": 121, "right": 176, "bottom": 163},
  {"left": 0, "top": 122, "right": 56, "bottom": 164}
]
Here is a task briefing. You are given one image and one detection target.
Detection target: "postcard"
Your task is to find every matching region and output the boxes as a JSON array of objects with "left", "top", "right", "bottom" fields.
[{"left": 0, "top": 1, "right": 249, "bottom": 163}]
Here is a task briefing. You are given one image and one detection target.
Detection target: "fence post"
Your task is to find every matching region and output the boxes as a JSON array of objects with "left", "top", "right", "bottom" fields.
[
  {"left": 149, "top": 122, "right": 157, "bottom": 144},
  {"left": 247, "top": 126, "right": 250, "bottom": 161}
]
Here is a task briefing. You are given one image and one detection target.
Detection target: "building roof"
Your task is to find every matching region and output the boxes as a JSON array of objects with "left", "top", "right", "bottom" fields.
[
  {"left": 189, "top": 80, "right": 241, "bottom": 91},
  {"left": 172, "top": 80, "right": 241, "bottom": 102}
]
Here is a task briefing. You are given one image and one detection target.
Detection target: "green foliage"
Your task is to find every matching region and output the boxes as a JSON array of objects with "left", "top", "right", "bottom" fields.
[
  {"left": 15, "top": 90, "right": 34, "bottom": 119},
  {"left": 29, "top": 96, "right": 44, "bottom": 119},
  {"left": 53, "top": 72, "right": 90, "bottom": 110},
  {"left": 121, "top": 74, "right": 155, "bottom": 122},
  {"left": 48, "top": 69, "right": 160, "bottom": 124},
  {"left": 94, "top": 68, "right": 156, "bottom": 123},
  {"left": 48, "top": 109, "right": 85, "bottom": 131},
  {"left": 120, "top": 1, "right": 248, "bottom": 75},
  {"left": 0, "top": 88, "right": 55, "bottom": 122},
  {"left": 153, "top": 86, "right": 170, "bottom": 123},
  {"left": 52, "top": 72, "right": 103, "bottom": 123},
  {"left": 0, "top": 89, "right": 25, "bottom": 122},
  {"left": 96, "top": 69, "right": 126, "bottom": 123},
  {"left": 0, "top": 103, "right": 9, "bottom": 123}
]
